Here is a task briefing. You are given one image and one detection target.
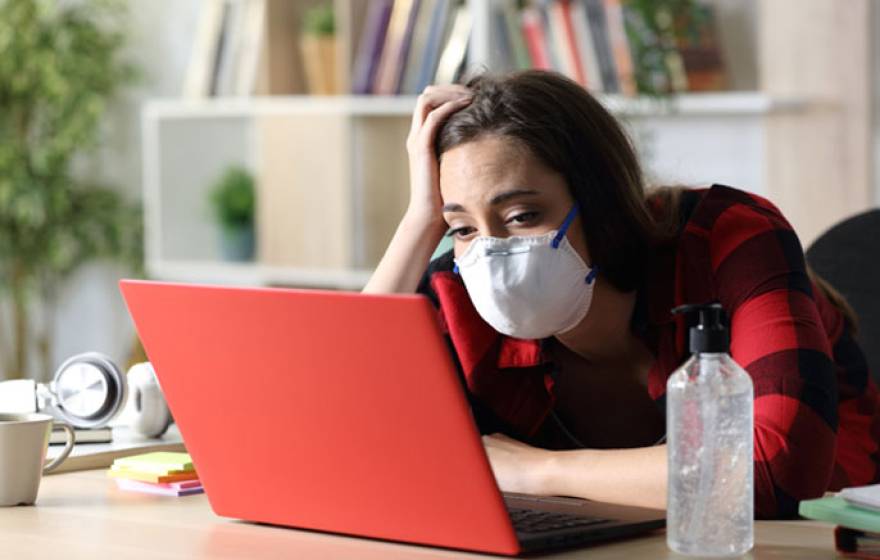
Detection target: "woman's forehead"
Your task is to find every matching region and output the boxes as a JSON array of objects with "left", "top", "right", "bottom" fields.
[{"left": 439, "top": 136, "right": 567, "bottom": 207}]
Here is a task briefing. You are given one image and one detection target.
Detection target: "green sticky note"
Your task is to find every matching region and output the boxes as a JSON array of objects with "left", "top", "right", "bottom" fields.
[
  {"left": 114, "top": 452, "right": 194, "bottom": 473},
  {"left": 799, "top": 496, "right": 880, "bottom": 532}
]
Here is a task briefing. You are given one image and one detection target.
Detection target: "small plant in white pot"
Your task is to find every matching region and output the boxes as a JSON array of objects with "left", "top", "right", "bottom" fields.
[{"left": 209, "top": 166, "right": 255, "bottom": 262}]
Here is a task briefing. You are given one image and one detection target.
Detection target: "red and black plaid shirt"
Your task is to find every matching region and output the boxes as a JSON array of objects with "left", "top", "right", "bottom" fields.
[{"left": 417, "top": 184, "right": 880, "bottom": 519}]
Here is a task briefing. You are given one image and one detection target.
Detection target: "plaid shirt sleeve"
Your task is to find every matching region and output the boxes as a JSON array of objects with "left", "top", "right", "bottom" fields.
[{"left": 705, "top": 188, "right": 838, "bottom": 518}]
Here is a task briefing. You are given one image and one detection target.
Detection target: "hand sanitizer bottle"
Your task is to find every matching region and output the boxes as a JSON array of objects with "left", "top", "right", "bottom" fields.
[{"left": 666, "top": 303, "right": 754, "bottom": 557}]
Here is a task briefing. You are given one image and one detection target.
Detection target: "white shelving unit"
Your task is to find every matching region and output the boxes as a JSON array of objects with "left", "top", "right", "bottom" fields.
[
  {"left": 144, "top": 91, "right": 806, "bottom": 121},
  {"left": 142, "top": 91, "right": 807, "bottom": 290}
]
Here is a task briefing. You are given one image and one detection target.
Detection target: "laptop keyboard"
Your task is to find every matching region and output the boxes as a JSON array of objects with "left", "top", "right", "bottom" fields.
[{"left": 507, "top": 507, "right": 609, "bottom": 534}]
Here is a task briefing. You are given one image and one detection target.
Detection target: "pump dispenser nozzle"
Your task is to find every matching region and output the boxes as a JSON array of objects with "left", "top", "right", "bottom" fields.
[{"left": 671, "top": 302, "right": 729, "bottom": 354}]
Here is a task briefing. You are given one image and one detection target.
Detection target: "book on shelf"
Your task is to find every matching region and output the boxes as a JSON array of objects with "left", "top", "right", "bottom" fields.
[
  {"left": 374, "top": 0, "right": 421, "bottom": 94},
  {"left": 584, "top": 0, "right": 619, "bottom": 92},
  {"left": 234, "top": 0, "right": 266, "bottom": 96},
  {"left": 569, "top": 0, "right": 603, "bottom": 91},
  {"left": 401, "top": 0, "right": 442, "bottom": 94},
  {"left": 183, "top": 0, "right": 225, "bottom": 98},
  {"left": 352, "top": 0, "right": 394, "bottom": 95},
  {"left": 496, "top": 0, "right": 531, "bottom": 73},
  {"left": 602, "top": 0, "right": 636, "bottom": 95},
  {"left": 535, "top": 1, "right": 562, "bottom": 73},
  {"left": 414, "top": 0, "right": 457, "bottom": 93},
  {"left": 551, "top": 0, "right": 588, "bottom": 87},
  {"left": 521, "top": 6, "right": 552, "bottom": 71},
  {"left": 213, "top": 0, "right": 244, "bottom": 96},
  {"left": 183, "top": 0, "right": 266, "bottom": 98},
  {"left": 434, "top": 4, "right": 471, "bottom": 86}
]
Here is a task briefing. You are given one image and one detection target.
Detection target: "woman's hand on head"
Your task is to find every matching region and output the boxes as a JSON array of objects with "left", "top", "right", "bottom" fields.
[
  {"left": 405, "top": 85, "right": 473, "bottom": 230},
  {"left": 361, "top": 85, "right": 471, "bottom": 294}
]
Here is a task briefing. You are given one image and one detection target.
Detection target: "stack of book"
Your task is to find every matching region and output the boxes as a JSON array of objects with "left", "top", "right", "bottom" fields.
[
  {"left": 184, "top": 0, "right": 266, "bottom": 97},
  {"left": 107, "top": 452, "right": 204, "bottom": 497},
  {"left": 354, "top": 0, "right": 472, "bottom": 95},
  {"left": 800, "top": 484, "right": 880, "bottom": 558},
  {"left": 353, "top": 0, "right": 726, "bottom": 96}
]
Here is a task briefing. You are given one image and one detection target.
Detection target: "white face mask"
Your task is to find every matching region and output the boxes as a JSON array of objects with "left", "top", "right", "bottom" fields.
[{"left": 453, "top": 205, "right": 598, "bottom": 340}]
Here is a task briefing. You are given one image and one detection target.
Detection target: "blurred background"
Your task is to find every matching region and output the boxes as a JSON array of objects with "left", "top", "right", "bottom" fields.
[{"left": 0, "top": 0, "right": 877, "bottom": 381}]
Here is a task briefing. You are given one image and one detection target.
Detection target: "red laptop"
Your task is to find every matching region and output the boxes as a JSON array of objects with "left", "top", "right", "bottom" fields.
[{"left": 120, "top": 279, "right": 664, "bottom": 555}]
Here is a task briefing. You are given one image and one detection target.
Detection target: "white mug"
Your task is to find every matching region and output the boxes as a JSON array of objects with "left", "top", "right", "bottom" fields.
[{"left": 0, "top": 413, "right": 75, "bottom": 506}]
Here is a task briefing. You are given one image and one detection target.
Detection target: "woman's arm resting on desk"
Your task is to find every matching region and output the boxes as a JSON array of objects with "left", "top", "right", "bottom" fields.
[{"left": 483, "top": 433, "right": 667, "bottom": 510}]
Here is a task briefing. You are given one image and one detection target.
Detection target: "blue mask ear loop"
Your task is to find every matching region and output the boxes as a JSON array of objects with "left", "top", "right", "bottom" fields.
[
  {"left": 550, "top": 205, "right": 580, "bottom": 249},
  {"left": 550, "top": 204, "right": 599, "bottom": 285}
]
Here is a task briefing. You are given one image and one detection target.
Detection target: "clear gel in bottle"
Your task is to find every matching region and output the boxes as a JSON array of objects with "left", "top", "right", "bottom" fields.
[{"left": 666, "top": 303, "right": 753, "bottom": 557}]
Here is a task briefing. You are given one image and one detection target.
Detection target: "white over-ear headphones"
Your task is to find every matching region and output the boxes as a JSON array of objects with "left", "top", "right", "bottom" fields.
[
  {"left": 0, "top": 352, "right": 172, "bottom": 438},
  {"left": 123, "top": 362, "right": 173, "bottom": 438}
]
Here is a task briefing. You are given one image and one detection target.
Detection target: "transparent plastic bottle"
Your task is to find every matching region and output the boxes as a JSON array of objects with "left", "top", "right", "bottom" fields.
[{"left": 666, "top": 303, "right": 754, "bottom": 557}]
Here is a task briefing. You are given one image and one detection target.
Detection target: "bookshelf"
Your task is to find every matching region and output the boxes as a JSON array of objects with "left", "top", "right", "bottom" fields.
[
  {"left": 143, "top": 91, "right": 807, "bottom": 289},
  {"left": 142, "top": 0, "right": 872, "bottom": 290}
]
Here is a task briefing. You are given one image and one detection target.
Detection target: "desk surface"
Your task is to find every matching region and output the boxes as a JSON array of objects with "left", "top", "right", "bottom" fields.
[{"left": 0, "top": 469, "right": 841, "bottom": 560}]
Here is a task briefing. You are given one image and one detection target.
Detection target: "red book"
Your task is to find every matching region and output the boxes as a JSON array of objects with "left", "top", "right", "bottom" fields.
[
  {"left": 602, "top": 0, "right": 636, "bottom": 95},
  {"left": 521, "top": 7, "right": 551, "bottom": 70},
  {"left": 555, "top": 0, "right": 587, "bottom": 87}
]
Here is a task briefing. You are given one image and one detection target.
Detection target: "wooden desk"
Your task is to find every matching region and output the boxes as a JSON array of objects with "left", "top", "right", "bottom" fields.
[{"left": 0, "top": 470, "right": 841, "bottom": 559}]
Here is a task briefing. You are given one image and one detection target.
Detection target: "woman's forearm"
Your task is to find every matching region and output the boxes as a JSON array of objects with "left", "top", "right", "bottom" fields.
[
  {"left": 362, "top": 211, "right": 447, "bottom": 294},
  {"left": 542, "top": 445, "right": 667, "bottom": 510}
]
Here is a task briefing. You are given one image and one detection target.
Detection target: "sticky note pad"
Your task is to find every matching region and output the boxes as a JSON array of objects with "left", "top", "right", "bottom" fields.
[
  {"left": 114, "top": 452, "right": 194, "bottom": 473},
  {"left": 110, "top": 464, "right": 192, "bottom": 476},
  {"left": 116, "top": 478, "right": 204, "bottom": 497},
  {"left": 165, "top": 479, "right": 203, "bottom": 490},
  {"left": 108, "top": 467, "right": 200, "bottom": 484}
]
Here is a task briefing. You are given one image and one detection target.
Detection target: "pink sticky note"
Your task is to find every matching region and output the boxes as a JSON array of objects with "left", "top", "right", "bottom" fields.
[
  {"left": 116, "top": 478, "right": 204, "bottom": 496},
  {"left": 168, "top": 479, "right": 203, "bottom": 490}
]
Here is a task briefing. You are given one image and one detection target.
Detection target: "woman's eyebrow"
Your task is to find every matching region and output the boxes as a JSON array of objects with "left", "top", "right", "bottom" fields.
[{"left": 442, "top": 189, "right": 540, "bottom": 213}]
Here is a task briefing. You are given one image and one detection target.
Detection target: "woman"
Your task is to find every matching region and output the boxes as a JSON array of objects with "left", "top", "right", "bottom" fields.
[{"left": 363, "top": 70, "right": 880, "bottom": 519}]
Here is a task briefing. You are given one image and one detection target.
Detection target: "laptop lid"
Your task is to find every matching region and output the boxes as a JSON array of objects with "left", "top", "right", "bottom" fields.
[{"left": 119, "top": 280, "right": 521, "bottom": 555}]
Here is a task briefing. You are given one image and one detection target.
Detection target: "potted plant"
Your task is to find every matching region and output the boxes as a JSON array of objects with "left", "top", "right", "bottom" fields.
[
  {"left": 300, "top": 3, "right": 339, "bottom": 94},
  {"left": 209, "top": 166, "right": 256, "bottom": 262},
  {"left": 624, "top": 0, "right": 711, "bottom": 96},
  {"left": 0, "top": 0, "right": 142, "bottom": 380}
]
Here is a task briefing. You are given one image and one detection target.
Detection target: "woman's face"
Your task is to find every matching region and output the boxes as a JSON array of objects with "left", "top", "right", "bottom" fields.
[{"left": 439, "top": 135, "right": 590, "bottom": 263}]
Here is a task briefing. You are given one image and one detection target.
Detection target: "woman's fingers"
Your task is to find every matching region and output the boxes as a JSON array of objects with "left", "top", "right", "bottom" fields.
[
  {"left": 409, "top": 95, "right": 473, "bottom": 155},
  {"left": 409, "top": 84, "right": 472, "bottom": 141},
  {"left": 403, "top": 84, "right": 473, "bottom": 222}
]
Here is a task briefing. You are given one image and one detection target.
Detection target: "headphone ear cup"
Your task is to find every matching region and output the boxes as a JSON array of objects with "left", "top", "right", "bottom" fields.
[{"left": 126, "top": 363, "right": 172, "bottom": 438}]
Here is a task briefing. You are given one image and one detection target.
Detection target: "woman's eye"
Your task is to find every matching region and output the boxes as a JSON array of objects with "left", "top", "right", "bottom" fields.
[
  {"left": 508, "top": 211, "right": 539, "bottom": 225},
  {"left": 446, "top": 226, "right": 476, "bottom": 239}
]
